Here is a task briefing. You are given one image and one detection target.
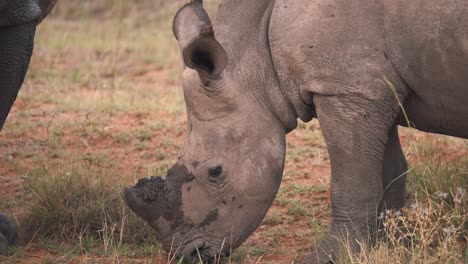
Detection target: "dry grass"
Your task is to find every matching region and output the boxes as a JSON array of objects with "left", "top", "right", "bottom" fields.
[
  {"left": 19, "top": 164, "right": 156, "bottom": 244},
  {"left": 355, "top": 156, "right": 467, "bottom": 263}
]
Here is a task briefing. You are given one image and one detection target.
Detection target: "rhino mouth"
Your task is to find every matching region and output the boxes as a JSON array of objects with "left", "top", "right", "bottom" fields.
[
  {"left": 121, "top": 172, "right": 232, "bottom": 263},
  {"left": 179, "top": 239, "right": 229, "bottom": 264}
]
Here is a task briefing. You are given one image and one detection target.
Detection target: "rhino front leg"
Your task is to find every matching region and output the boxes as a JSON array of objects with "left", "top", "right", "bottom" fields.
[
  {"left": 303, "top": 89, "right": 401, "bottom": 263},
  {"left": 381, "top": 124, "right": 408, "bottom": 211}
]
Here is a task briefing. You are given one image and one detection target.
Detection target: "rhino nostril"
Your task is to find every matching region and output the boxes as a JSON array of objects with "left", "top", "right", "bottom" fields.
[
  {"left": 185, "top": 244, "right": 215, "bottom": 264},
  {"left": 208, "top": 166, "right": 223, "bottom": 177}
]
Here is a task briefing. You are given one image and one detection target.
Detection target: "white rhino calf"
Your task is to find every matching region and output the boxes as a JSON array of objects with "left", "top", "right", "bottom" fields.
[{"left": 123, "top": 0, "right": 468, "bottom": 263}]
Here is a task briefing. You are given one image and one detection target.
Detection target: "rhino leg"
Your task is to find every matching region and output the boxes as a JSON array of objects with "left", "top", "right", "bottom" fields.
[
  {"left": 375, "top": 125, "right": 412, "bottom": 245},
  {"left": 303, "top": 85, "right": 402, "bottom": 263},
  {"left": 0, "top": 22, "right": 36, "bottom": 131},
  {"left": 381, "top": 124, "right": 408, "bottom": 211}
]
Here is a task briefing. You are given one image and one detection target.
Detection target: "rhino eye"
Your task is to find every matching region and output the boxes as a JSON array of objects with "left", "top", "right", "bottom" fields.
[{"left": 208, "top": 166, "right": 223, "bottom": 177}]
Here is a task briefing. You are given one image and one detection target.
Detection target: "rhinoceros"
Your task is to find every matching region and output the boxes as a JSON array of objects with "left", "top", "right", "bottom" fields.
[
  {"left": 122, "top": 0, "right": 467, "bottom": 263},
  {"left": 122, "top": 0, "right": 468, "bottom": 263},
  {"left": 0, "top": 0, "right": 56, "bottom": 252}
]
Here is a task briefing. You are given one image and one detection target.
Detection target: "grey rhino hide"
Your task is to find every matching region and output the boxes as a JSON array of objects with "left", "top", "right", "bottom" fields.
[
  {"left": 0, "top": 0, "right": 57, "bottom": 26},
  {"left": 0, "top": 0, "right": 56, "bottom": 253},
  {"left": 0, "top": 0, "right": 57, "bottom": 130},
  {"left": 0, "top": 196, "right": 19, "bottom": 255},
  {"left": 124, "top": 0, "right": 467, "bottom": 263}
]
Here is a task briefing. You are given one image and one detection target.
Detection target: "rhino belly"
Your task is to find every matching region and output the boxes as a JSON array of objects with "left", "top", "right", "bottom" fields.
[{"left": 384, "top": 0, "right": 468, "bottom": 138}]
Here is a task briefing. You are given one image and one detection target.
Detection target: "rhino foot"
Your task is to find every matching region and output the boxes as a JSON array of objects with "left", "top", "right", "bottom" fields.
[
  {"left": 376, "top": 210, "right": 414, "bottom": 248},
  {"left": 0, "top": 212, "right": 18, "bottom": 255},
  {"left": 302, "top": 249, "right": 334, "bottom": 264},
  {"left": 0, "top": 233, "right": 8, "bottom": 255},
  {"left": 302, "top": 231, "right": 362, "bottom": 264},
  {"left": 302, "top": 236, "right": 340, "bottom": 264}
]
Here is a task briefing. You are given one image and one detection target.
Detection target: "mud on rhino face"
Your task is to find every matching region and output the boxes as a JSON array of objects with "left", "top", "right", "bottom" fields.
[{"left": 122, "top": 1, "right": 287, "bottom": 263}]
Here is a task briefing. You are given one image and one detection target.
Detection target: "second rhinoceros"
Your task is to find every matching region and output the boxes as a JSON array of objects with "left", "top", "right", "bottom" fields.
[
  {"left": 0, "top": 0, "right": 56, "bottom": 254},
  {"left": 122, "top": 0, "right": 468, "bottom": 263}
]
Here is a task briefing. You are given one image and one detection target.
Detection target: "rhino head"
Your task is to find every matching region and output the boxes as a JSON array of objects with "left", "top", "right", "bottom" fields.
[{"left": 122, "top": 1, "right": 296, "bottom": 262}]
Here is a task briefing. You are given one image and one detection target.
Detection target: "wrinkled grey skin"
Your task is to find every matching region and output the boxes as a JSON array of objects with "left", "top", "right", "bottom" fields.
[
  {"left": 123, "top": 0, "right": 468, "bottom": 263},
  {"left": 0, "top": 0, "right": 56, "bottom": 253},
  {"left": 0, "top": 0, "right": 56, "bottom": 130}
]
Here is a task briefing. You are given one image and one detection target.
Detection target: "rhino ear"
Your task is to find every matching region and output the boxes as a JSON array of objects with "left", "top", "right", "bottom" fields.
[{"left": 173, "top": 0, "right": 227, "bottom": 80}]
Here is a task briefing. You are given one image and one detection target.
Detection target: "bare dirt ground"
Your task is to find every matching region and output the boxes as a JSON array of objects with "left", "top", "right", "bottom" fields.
[{"left": 0, "top": 1, "right": 467, "bottom": 263}]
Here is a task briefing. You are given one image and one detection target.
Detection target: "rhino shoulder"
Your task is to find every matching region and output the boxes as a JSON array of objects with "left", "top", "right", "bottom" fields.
[{"left": 0, "top": 0, "right": 56, "bottom": 26}]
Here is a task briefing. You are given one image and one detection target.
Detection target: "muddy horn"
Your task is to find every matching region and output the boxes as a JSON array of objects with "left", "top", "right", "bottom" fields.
[{"left": 121, "top": 176, "right": 169, "bottom": 223}]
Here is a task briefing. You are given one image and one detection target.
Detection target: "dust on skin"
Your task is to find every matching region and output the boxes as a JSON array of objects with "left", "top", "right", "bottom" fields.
[
  {"left": 133, "top": 176, "right": 170, "bottom": 202},
  {"left": 123, "top": 163, "right": 224, "bottom": 246}
]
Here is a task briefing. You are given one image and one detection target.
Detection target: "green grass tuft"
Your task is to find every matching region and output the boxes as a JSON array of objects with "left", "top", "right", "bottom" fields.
[{"left": 19, "top": 164, "right": 158, "bottom": 250}]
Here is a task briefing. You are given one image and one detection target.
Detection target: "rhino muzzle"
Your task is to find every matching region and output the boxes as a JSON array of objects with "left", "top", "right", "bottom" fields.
[
  {"left": 180, "top": 238, "right": 229, "bottom": 264},
  {"left": 121, "top": 164, "right": 239, "bottom": 263}
]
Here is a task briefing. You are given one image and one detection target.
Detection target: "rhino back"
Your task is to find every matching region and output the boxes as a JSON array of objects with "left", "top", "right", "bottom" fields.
[
  {"left": 269, "top": 0, "right": 468, "bottom": 137},
  {"left": 269, "top": 0, "right": 393, "bottom": 121}
]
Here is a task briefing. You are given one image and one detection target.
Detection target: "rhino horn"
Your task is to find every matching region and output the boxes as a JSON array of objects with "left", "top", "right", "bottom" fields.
[
  {"left": 173, "top": 0, "right": 227, "bottom": 79},
  {"left": 121, "top": 187, "right": 164, "bottom": 221}
]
